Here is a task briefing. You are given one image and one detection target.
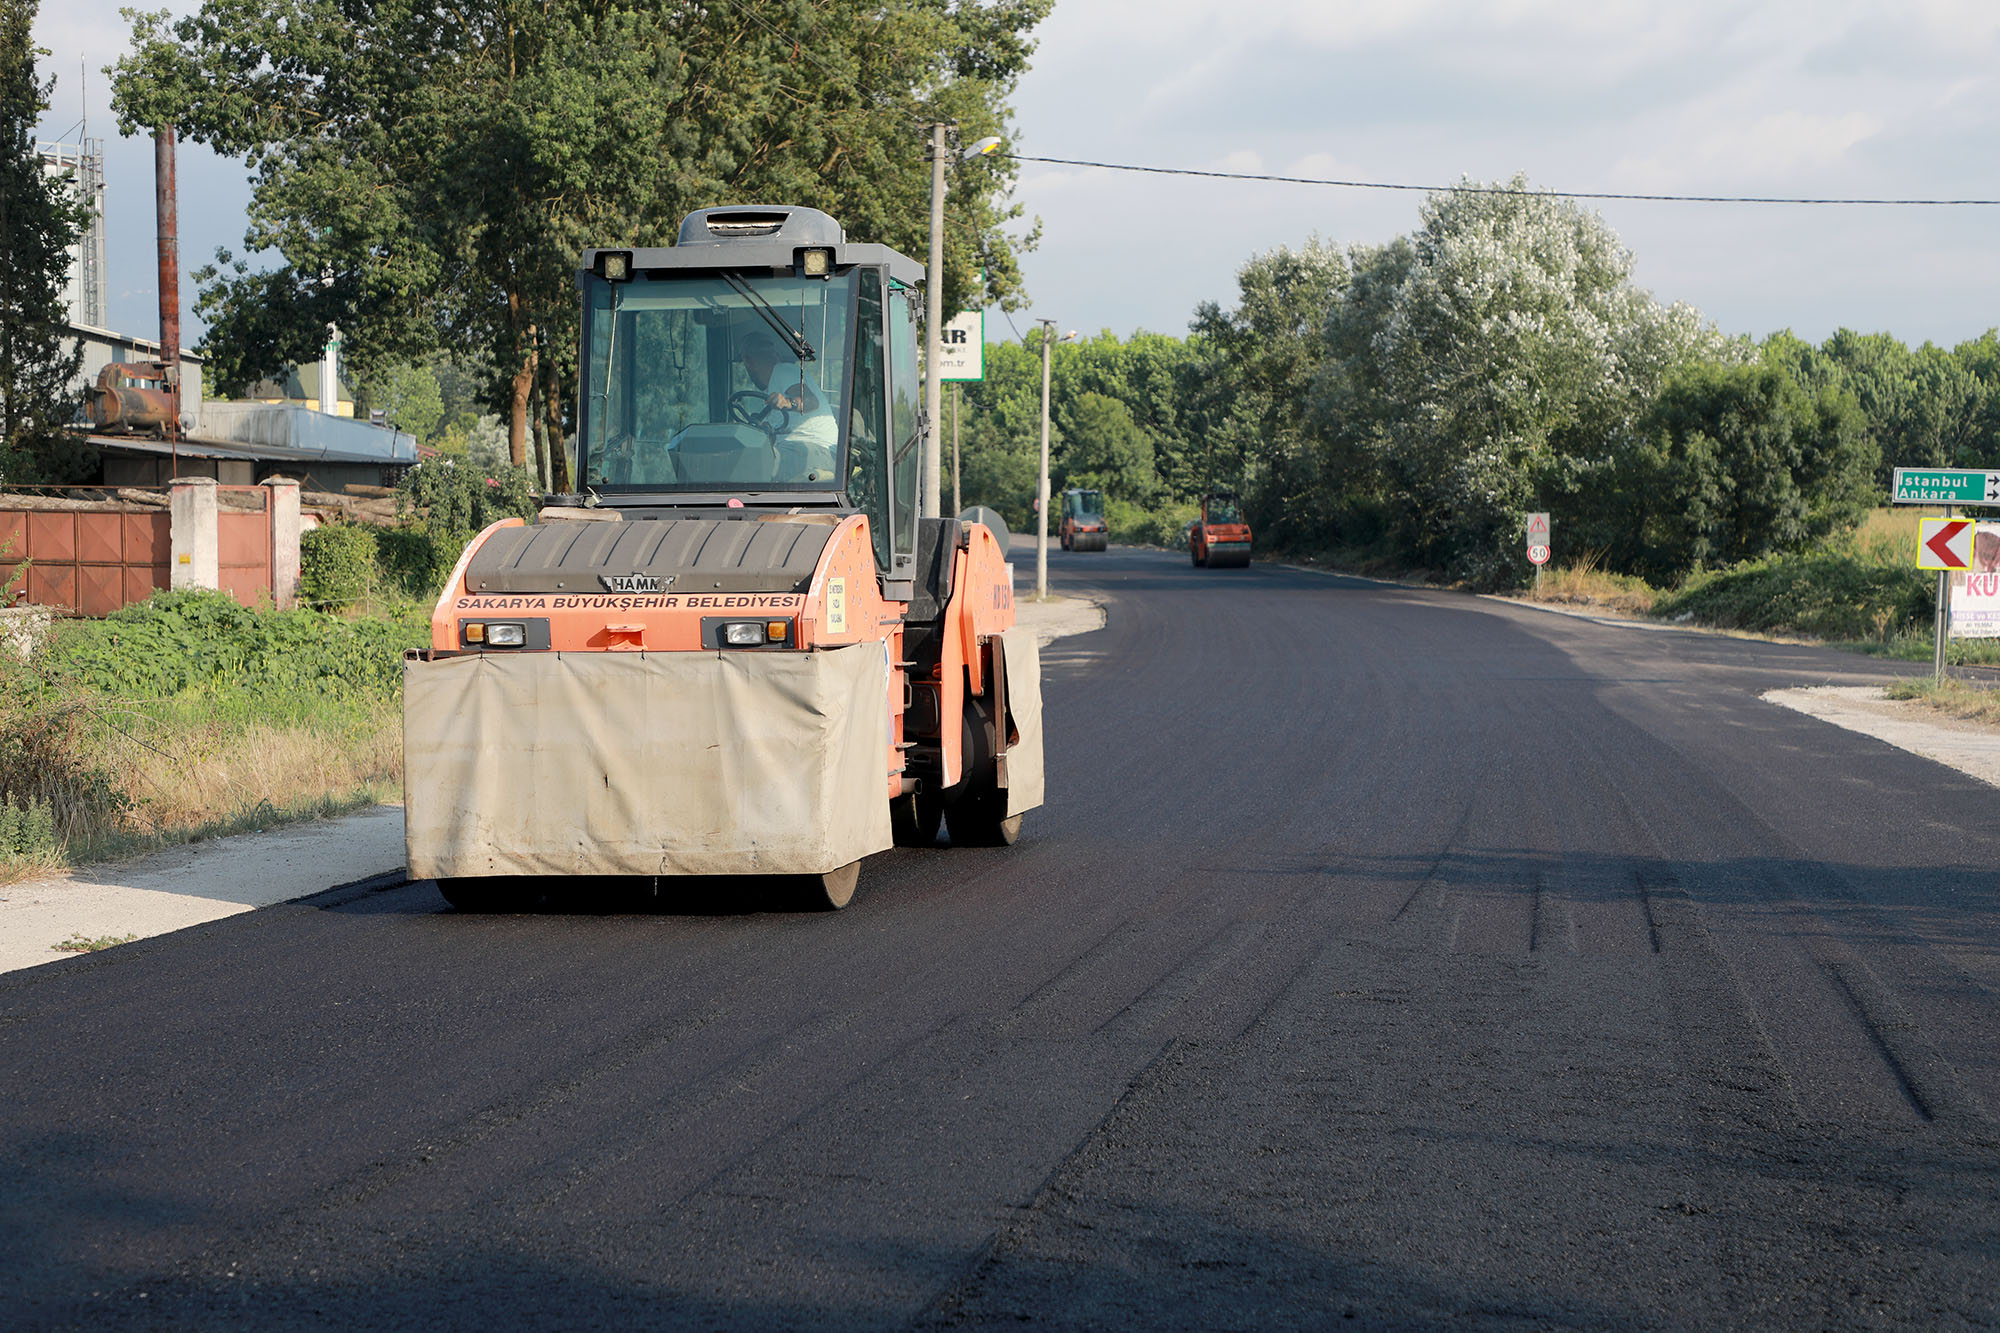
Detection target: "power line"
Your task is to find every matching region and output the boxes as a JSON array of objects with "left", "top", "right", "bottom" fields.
[{"left": 1001, "top": 154, "right": 2000, "bottom": 207}]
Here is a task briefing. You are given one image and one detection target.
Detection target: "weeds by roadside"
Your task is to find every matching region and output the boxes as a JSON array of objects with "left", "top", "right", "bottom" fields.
[
  {"left": 53, "top": 934, "right": 137, "bottom": 953},
  {"left": 1650, "top": 551, "right": 1933, "bottom": 642},
  {"left": 1884, "top": 675, "right": 2000, "bottom": 725},
  {"left": 0, "top": 590, "right": 425, "bottom": 883},
  {"left": 0, "top": 794, "right": 63, "bottom": 877},
  {"left": 1515, "top": 549, "right": 1659, "bottom": 617}
]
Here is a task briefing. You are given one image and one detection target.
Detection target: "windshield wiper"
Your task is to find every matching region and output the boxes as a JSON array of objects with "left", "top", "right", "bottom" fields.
[{"left": 721, "top": 272, "right": 816, "bottom": 362}]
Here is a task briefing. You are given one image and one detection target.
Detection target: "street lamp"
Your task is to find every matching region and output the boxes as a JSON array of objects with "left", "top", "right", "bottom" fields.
[
  {"left": 1035, "top": 321, "right": 1077, "bottom": 600},
  {"left": 923, "top": 128, "right": 1005, "bottom": 518}
]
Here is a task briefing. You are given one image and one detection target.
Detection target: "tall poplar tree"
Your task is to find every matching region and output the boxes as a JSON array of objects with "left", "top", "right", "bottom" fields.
[{"left": 0, "top": 0, "right": 89, "bottom": 483}]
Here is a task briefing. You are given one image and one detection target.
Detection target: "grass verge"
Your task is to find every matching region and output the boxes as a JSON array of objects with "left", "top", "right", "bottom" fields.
[
  {"left": 1514, "top": 552, "right": 1660, "bottom": 618},
  {"left": 0, "top": 590, "right": 423, "bottom": 884},
  {"left": 1884, "top": 675, "right": 2000, "bottom": 724}
]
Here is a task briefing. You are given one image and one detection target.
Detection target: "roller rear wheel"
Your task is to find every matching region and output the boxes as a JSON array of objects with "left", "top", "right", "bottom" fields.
[
  {"left": 947, "top": 783, "right": 1022, "bottom": 847},
  {"left": 797, "top": 860, "right": 861, "bottom": 910},
  {"left": 891, "top": 788, "right": 945, "bottom": 847}
]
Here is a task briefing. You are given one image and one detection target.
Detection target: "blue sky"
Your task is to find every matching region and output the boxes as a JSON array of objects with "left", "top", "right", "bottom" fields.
[{"left": 35, "top": 0, "right": 2000, "bottom": 352}]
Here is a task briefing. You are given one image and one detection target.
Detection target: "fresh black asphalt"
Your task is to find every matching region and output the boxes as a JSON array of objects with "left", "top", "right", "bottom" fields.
[{"left": 2, "top": 547, "right": 1995, "bottom": 1329}]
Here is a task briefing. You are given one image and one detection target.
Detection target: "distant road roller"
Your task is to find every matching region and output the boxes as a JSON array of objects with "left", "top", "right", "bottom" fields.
[
  {"left": 1189, "top": 492, "right": 1252, "bottom": 568},
  {"left": 1059, "top": 488, "right": 1108, "bottom": 551},
  {"left": 403, "top": 206, "right": 1043, "bottom": 911}
]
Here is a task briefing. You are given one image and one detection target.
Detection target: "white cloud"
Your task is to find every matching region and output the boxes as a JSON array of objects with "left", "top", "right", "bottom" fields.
[
  {"left": 1612, "top": 107, "right": 1885, "bottom": 193},
  {"left": 1005, "top": 1, "right": 2000, "bottom": 343}
]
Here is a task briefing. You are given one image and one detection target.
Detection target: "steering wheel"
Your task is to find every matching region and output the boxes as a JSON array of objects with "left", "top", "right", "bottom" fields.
[
  {"left": 728, "top": 390, "right": 790, "bottom": 435},
  {"left": 593, "top": 432, "right": 637, "bottom": 485}
]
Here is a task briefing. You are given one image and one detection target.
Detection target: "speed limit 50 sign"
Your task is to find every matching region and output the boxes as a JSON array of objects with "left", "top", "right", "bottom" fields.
[{"left": 1526, "top": 513, "right": 1550, "bottom": 566}]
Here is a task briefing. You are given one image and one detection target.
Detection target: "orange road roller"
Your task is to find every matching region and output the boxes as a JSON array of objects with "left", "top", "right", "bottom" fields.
[{"left": 403, "top": 206, "right": 1044, "bottom": 911}]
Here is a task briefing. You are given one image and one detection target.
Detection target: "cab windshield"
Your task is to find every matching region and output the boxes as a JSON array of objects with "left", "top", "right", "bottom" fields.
[
  {"left": 1206, "top": 496, "right": 1242, "bottom": 524},
  {"left": 1067, "top": 490, "right": 1104, "bottom": 521},
  {"left": 578, "top": 272, "right": 856, "bottom": 492}
]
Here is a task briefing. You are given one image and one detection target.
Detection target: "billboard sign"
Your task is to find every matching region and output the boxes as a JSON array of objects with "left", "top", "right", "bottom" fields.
[{"left": 938, "top": 310, "right": 985, "bottom": 382}]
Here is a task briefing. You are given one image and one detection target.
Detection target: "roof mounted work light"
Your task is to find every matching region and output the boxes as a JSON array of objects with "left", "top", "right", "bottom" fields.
[
  {"left": 796, "top": 246, "right": 834, "bottom": 277},
  {"left": 595, "top": 250, "right": 634, "bottom": 282}
]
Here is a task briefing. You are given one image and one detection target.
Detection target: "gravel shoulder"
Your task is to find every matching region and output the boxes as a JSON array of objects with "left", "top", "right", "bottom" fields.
[{"left": 1492, "top": 587, "right": 2000, "bottom": 786}]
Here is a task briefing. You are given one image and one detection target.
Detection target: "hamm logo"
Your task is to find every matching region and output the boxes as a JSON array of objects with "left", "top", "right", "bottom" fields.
[{"left": 599, "top": 573, "right": 672, "bottom": 594}]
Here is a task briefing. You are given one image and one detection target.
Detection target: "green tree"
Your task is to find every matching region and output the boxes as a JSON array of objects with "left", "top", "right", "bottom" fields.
[
  {"left": 1188, "top": 238, "right": 1349, "bottom": 546},
  {"left": 955, "top": 336, "right": 1048, "bottom": 532},
  {"left": 1058, "top": 390, "right": 1153, "bottom": 498},
  {"left": 1063, "top": 329, "right": 1196, "bottom": 498},
  {"left": 1311, "top": 178, "right": 1726, "bottom": 584},
  {"left": 113, "top": 0, "right": 1049, "bottom": 487},
  {"left": 1623, "top": 361, "right": 1875, "bottom": 578},
  {"left": 0, "top": 0, "right": 90, "bottom": 483},
  {"left": 366, "top": 361, "right": 446, "bottom": 445},
  {"left": 1956, "top": 331, "right": 2000, "bottom": 468}
]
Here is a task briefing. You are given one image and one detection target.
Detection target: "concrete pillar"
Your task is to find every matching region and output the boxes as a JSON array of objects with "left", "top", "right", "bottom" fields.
[
  {"left": 169, "top": 476, "right": 218, "bottom": 591},
  {"left": 264, "top": 476, "right": 301, "bottom": 610}
]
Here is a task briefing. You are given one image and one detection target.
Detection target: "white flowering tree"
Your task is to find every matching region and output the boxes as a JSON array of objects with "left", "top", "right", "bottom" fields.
[{"left": 1313, "top": 177, "right": 1726, "bottom": 584}]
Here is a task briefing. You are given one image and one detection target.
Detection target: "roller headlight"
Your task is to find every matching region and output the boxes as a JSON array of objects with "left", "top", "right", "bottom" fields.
[{"left": 721, "top": 622, "right": 768, "bottom": 646}]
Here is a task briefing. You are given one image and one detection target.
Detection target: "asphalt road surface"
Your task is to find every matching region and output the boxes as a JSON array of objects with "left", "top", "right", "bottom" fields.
[{"left": 4, "top": 547, "right": 1996, "bottom": 1330}]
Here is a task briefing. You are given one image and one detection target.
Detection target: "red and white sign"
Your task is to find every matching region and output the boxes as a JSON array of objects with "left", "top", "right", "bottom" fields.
[
  {"left": 1527, "top": 544, "right": 1550, "bottom": 566},
  {"left": 1919, "top": 517, "right": 1974, "bottom": 570}
]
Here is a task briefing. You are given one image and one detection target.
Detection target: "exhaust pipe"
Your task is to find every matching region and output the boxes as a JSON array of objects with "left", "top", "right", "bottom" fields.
[{"left": 155, "top": 125, "right": 182, "bottom": 451}]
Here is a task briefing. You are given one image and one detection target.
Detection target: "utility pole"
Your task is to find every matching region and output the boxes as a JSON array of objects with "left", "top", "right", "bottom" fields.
[
  {"left": 1036, "top": 319, "right": 1054, "bottom": 600},
  {"left": 1937, "top": 506, "right": 1953, "bottom": 678},
  {"left": 922, "top": 129, "right": 1001, "bottom": 520},
  {"left": 922, "top": 123, "right": 949, "bottom": 519}
]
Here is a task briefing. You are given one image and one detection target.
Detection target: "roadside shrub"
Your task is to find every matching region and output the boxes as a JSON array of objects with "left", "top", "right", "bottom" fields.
[
  {"left": 1, "top": 591, "right": 425, "bottom": 871},
  {"left": 372, "top": 526, "right": 458, "bottom": 599},
  {"left": 0, "top": 685, "right": 130, "bottom": 845},
  {"left": 0, "top": 796, "right": 57, "bottom": 858},
  {"left": 299, "top": 522, "right": 379, "bottom": 610},
  {"left": 1108, "top": 498, "right": 1197, "bottom": 548},
  {"left": 380, "top": 458, "right": 537, "bottom": 597},
  {"left": 398, "top": 457, "right": 536, "bottom": 535},
  {"left": 49, "top": 589, "right": 428, "bottom": 698},
  {"left": 1652, "top": 553, "right": 1932, "bottom": 641}
]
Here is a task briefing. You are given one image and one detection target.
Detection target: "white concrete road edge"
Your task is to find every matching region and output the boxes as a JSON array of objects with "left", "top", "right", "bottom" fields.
[{"left": 0, "top": 593, "right": 1107, "bottom": 976}]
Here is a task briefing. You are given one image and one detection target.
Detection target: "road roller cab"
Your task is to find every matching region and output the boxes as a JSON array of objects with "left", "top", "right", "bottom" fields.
[
  {"left": 1059, "top": 488, "right": 1108, "bottom": 552},
  {"left": 403, "top": 206, "right": 1044, "bottom": 912},
  {"left": 1190, "top": 492, "right": 1251, "bottom": 568}
]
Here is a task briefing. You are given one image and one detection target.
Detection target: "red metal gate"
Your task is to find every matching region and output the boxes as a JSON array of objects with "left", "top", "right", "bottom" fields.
[
  {"left": 1, "top": 505, "right": 172, "bottom": 616},
  {"left": 3, "top": 486, "right": 287, "bottom": 617},
  {"left": 217, "top": 486, "right": 273, "bottom": 607}
]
